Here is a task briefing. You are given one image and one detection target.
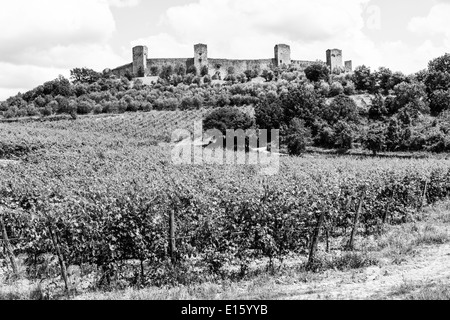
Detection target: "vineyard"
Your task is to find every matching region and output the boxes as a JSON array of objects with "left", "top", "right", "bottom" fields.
[{"left": 1, "top": 111, "right": 450, "bottom": 295}]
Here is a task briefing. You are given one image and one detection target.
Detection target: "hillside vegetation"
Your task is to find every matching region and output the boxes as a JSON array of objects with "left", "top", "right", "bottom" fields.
[{"left": 2, "top": 54, "right": 450, "bottom": 155}]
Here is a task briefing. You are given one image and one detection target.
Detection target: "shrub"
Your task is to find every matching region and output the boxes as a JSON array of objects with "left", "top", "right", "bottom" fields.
[
  {"left": 77, "top": 100, "right": 94, "bottom": 115},
  {"left": 187, "top": 65, "right": 197, "bottom": 75},
  {"left": 150, "top": 66, "right": 160, "bottom": 76},
  {"left": 304, "top": 63, "right": 330, "bottom": 82},
  {"left": 41, "top": 105, "right": 53, "bottom": 117},
  {"left": 174, "top": 64, "right": 186, "bottom": 76},
  {"left": 26, "top": 104, "right": 40, "bottom": 117},
  {"left": 201, "top": 65, "right": 209, "bottom": 77},
  {"left": 317, "top": 81, "right": 330, "bottom": 96},
  {"left": 330, "top": 82, "right": 344, "bottom": 97},
  {"left": 4, "top": 106, "right": 18, "bottom": 118},
  {"left": 160, "top": 65, "right": 174, "bottom": 81},
  {"left": 344, "top": 81, "right": 356, "bottom": 95}
]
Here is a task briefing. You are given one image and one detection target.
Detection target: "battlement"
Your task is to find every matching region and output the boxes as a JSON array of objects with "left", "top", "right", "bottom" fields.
[{"left": 111, "top": 44, "right": 352, "bottom": 79}]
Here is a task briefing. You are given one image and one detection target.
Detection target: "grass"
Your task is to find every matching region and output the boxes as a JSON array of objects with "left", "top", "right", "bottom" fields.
[
  {"left": 391, "top": 279, "right": 450, "bottom": 300},
  {"left": 408, "top": 283, "right": 450, "bottom": 300}
]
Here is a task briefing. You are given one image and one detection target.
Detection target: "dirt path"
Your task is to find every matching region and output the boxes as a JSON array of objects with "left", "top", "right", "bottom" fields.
[{"left": 255, "top": 243, "right": 450, "bottom": 300}]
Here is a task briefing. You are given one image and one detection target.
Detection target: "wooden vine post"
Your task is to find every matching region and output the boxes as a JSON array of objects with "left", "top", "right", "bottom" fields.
[
  {"left": 169, "top": 209, "right": 176, "bottom": 264},
  {"left": 347, "top": 188, "right": 366, "bottom": 251},
  {"left": 419, "top": 180, "right": 428, "bottom": 210},
  {"left": 307, "top": 210, "right": 326, "bottom": 270},
  {"left": 48, "top": 224, "right": 69, "bottom": 293},
  {"left": 0, "top": 206, "right": 18, "bottom": 276}
]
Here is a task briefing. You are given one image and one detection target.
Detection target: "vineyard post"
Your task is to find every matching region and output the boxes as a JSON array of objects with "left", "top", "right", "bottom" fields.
[
  {"left": 347, "top": 190, "right": 365, "bottom": 251},
  {"left": 0, "top": 207, "right": 18, "bottom": 276},
  {"left": 48, "top": 224, "right": 69, "bottom": 293},
  {"left": 382, "top": 201, "right": 391, "bottom": 224},
  {"left": 169, "top": 209, "right": 176, "bottom": 264},
  {"left": 419, "top": 180, "right": 428, "bottom": 210},
  {"left": 307, "top": 210, "right": 326, "bottom": 269}
]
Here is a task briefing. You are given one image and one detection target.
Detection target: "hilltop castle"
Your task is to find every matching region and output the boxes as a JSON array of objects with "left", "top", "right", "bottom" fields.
[{"left": 111, "top": 44, "right": 352, "bottom": 79}]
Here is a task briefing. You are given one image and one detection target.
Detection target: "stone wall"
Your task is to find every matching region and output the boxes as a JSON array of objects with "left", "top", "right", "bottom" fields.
[
  {"left": 111, "top": 63, "right": 133, "bottom": 77},
  {"left": 111, "top": 44, "right": 349, "bottom": 80},
  {"left": 208, "top": 58, "right": 275, "bottom": 79},
  {"left": 147, "top": 58, "right": 195, "bottom": 74},
  {"left": 291, "top": 60, "right": 316, "bottom": 71}
]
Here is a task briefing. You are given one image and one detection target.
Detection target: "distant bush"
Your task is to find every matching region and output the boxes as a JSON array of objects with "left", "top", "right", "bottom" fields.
[
  {"left": 304, "top": 63, "right": 330, "bottom": 82},
  {"left": 77, "top": 100, "right": 94, "bottom": 115},
  {"left": 330, "top": 82, "right": 344, "bottom": 97}
]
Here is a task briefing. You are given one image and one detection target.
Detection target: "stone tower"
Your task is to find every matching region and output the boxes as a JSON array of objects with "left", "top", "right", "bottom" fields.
[
  {"left": 326, "top": 49, "right": 343, "bottom": 73},
  {"left": 133, "top": 45, "right": 148, "bottom": 77},
  {"left": 194, "top": 44, "right": 208, "bottom": 76},
  {"left": 274, "top": 44, "right": 291, "bottom": 67},
  {"left": 345, "top": 60, "right": 353, "bottom": 72}
]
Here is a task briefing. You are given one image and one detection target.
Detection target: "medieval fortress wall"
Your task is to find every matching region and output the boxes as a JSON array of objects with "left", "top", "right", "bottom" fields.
[{"left": 111, "top": 44, "right": 353, "bottom": 79}]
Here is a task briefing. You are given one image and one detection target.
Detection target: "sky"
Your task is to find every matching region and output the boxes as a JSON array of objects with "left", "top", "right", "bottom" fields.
[{"left": 1, "top": 0, "right": 450, "bottom": 101}]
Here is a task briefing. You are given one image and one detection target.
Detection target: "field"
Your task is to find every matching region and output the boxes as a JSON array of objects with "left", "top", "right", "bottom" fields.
[{"left": 1, "top": 110, "right": 450, "bottom": 299}]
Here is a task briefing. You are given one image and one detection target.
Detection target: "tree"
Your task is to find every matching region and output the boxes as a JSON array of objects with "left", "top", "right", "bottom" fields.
[
  {"left": 255, "top": 94, "right": 284, "bottom": 131},
  {"left": 363, "top": 123, "right": 386, "bottom": 155},
  {"left": 150, "top": 66, "right": 160, "bottom": 76},
  {"left": 281, "top": 85, "right": 325, "bottom": 127},
  {"left": 286, "top": 118, "right": 311, "bottom": 156},
  {"left": 321, "top": 94, "right": 359, "bottom": 125},
  {"left": 160, "top": 65, "right": 174, "bottom": 81},
  {"left": 368, "top": 94, "right": 388, "bottom": 120},
  {"left": 333, "top": 121, "right": 354, "bottom": 151},
  {"left": 385, "top": 118, "right": 402, "bottom": 152},
  {"left": 304, "top": 63, "right": 330, "bottom": 82},
  {"left": 174, "top": 64, "right": 187, "bottom": 76},
  {"left": 428, "top": 53, "right": 450, "bottom": 73},
  {"left": 393, "top": 81, "right": 430, "bottom": 117},
  {"left": 203, "top": 107, "right": 255, "bottom": 136},
  {"left": 187, "top": 65, "right": 197, "bottom": 75},
  {"left": 352, "top": 65, "right": 376, "bottom": 92},
  {"left": 201, "top": 65, "right": 209, "bottom": 77},
  {"left": 430, "top": 89, "right": 450, "bottom": 115},
  {"left": 329, "top": 82, "right": 344, "bottom": 97},
  {"left": 70, "top": 68, "right": 101, "bottom": 84}
]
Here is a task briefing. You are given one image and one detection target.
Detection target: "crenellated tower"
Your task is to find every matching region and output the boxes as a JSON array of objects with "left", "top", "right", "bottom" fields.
[
  {"left": 326, "top": 49, "right": 343, "bottom": 73},
  {"left": 132, "top": 45, "right": 148, "bottom": 77},
  {"left": 194, "top": 44, "right": 208, "bottom": 76},
  {"left": 274, "top": 44, "right": 291, "bottom": 67}
]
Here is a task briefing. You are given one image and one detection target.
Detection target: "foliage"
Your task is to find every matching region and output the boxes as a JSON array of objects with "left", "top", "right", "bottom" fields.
[
  {"left": 203, "top": 107, "right": 255, "bottom": 135},
  {"left": 285, "top": 118, "right": 311, "bottom": 156},
  {"left": 304, "top": 63, "right": 330, "bottom": 82}
]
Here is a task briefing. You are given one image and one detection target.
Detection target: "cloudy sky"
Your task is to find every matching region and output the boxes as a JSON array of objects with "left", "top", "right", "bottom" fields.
[{"left": 1, "top": 0, "right": 449, "bottom": 101}]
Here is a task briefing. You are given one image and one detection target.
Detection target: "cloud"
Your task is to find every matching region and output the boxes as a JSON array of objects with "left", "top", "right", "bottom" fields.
[
  {"left": 408, "top": 3, "right": 450, "bottom": 37},
  {"left": 107, "top": 0, "right": 141, "bottom": 8},
  {"left": 0, "top": 0, "right": 129, "bottom": 101},
  {"left": 133, "top": 0, "right": 372, "bottom": 64}
]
